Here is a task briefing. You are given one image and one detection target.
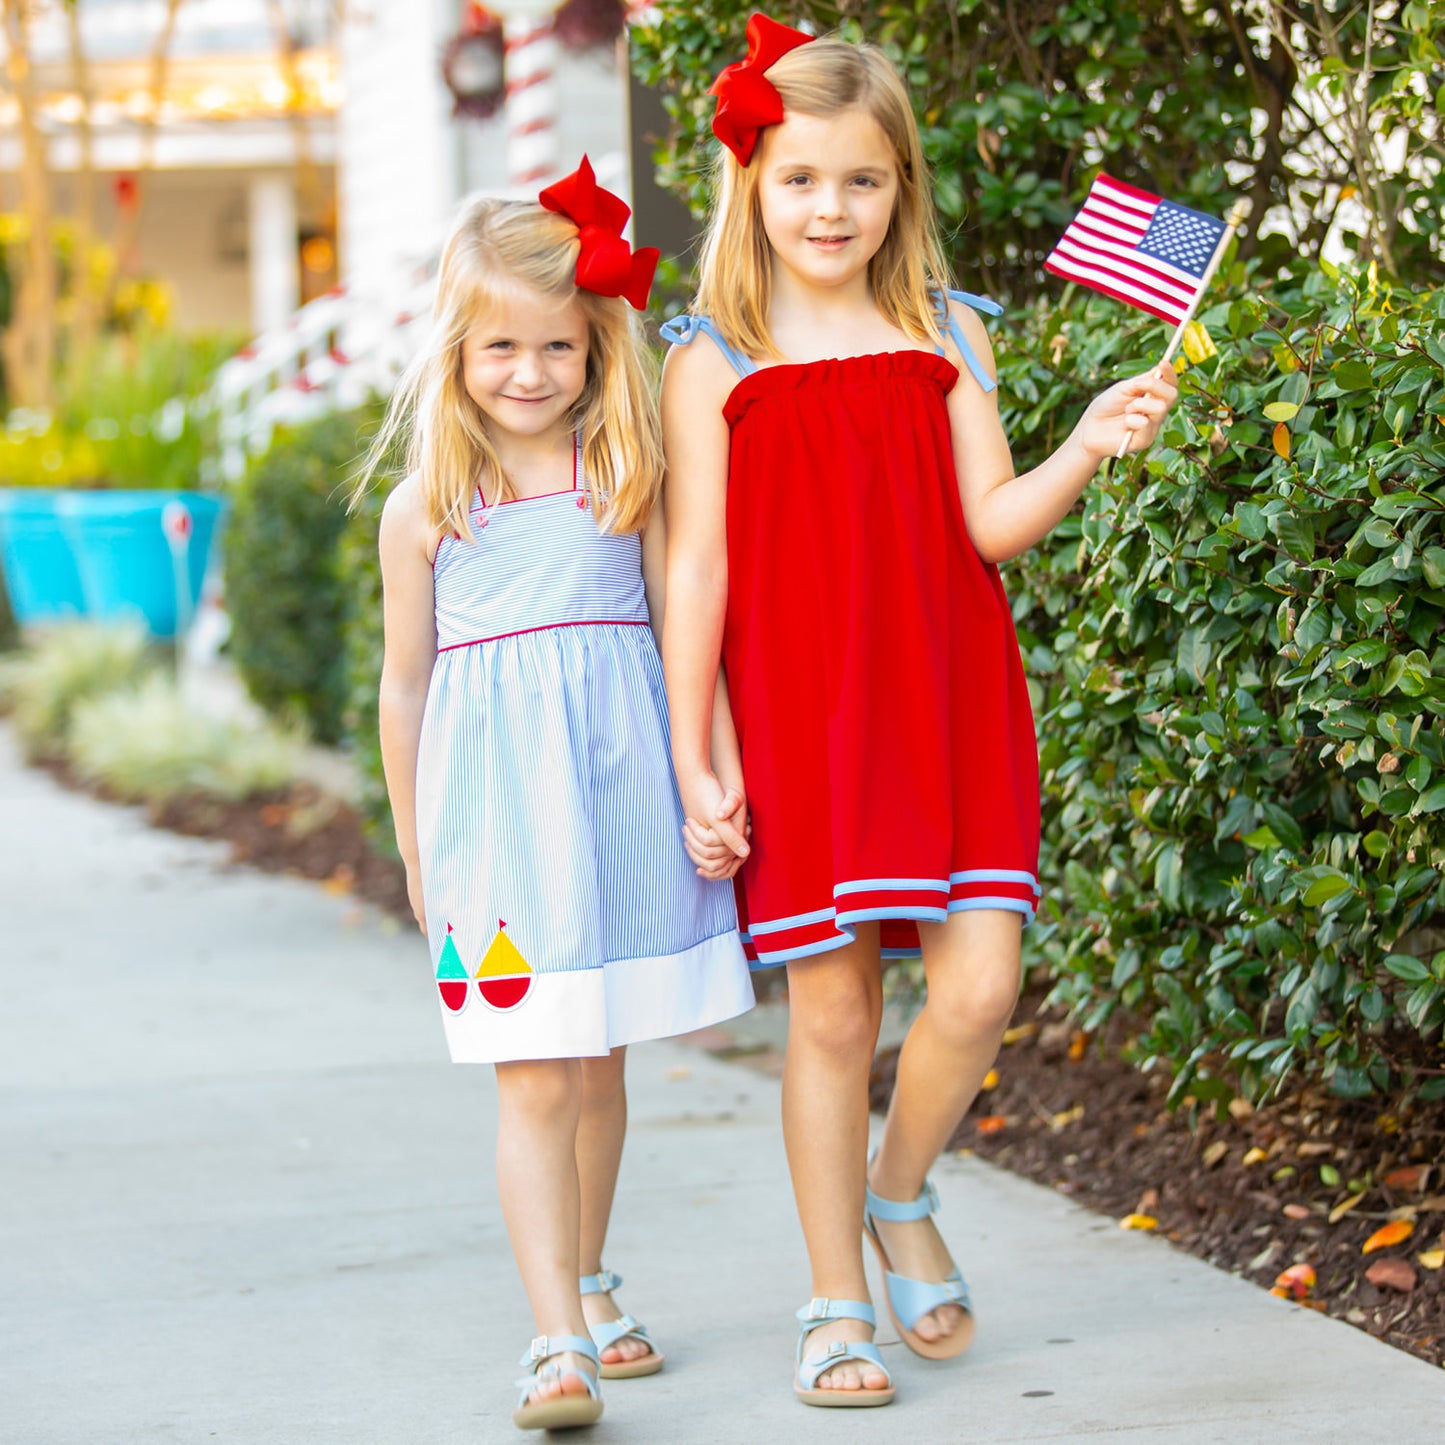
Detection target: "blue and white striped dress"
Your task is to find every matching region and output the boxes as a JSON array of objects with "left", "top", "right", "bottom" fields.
[{"left": 415, "top": 457, "right": 753, "bottom": 1063}]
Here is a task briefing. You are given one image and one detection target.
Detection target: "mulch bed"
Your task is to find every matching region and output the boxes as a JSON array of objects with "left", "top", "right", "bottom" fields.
[
  {"left": 871, "top": 996, "right": 1445, "bottom": 1370},
  {"left": 28, "top": 755, "right": 1445, "bottom": 1369}
]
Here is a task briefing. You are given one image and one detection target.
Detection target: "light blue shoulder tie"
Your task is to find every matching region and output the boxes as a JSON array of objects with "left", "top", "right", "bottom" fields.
[
  {"left": 934, "top": 287, "right": 1004, "bottom": 394},
  {"left": 659, "top": 313, "right": 757, "bottom": 378}
]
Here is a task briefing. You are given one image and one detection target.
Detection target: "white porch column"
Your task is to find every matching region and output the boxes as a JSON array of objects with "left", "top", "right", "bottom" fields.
[{"left": 248, "top": 172, "right": 299, "bottom": 334}]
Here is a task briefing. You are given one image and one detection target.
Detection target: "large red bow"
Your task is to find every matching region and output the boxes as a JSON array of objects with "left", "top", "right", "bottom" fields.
[
  {"left": 539, "top": 156, "right": 659, "bottom": 311},
  {"left": 708, "top": 14, "right": 814, "bottom": 167}
]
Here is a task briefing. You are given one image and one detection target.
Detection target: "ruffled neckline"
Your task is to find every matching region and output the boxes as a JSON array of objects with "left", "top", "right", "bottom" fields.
[{"left": 723, "top": 350, "right": 959, "bottom": 427}]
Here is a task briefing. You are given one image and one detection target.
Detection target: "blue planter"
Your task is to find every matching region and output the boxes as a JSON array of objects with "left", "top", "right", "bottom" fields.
[
  {"left": 0, "top": 489, "right": 226, "bottom": 638},
  {"left": 0, "top": 490, "right": 87, "bottom": 620}
]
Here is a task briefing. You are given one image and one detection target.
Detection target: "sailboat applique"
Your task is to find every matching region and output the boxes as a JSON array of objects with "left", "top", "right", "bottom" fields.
[{"left": 475, "top": 920, "right": 534, "bottom": 1012}]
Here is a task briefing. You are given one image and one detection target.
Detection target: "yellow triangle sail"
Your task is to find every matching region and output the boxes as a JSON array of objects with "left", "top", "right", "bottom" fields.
[{"left": 476, "top": 924, "right": 532, "bottom": 979}]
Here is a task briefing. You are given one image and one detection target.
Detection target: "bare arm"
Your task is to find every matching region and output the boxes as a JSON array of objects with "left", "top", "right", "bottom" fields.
[
  {"left": 377, "top": 475, "right": 439, "bottom": 928},
  {"left": 661, "top": 338, "right": 749, "bottom": 863},
  {"left": 640, "top": 503, "right": 666, "bottom": 644},
  {"left": 945, "top": 303, "right": 1178, "bottom": 565}
]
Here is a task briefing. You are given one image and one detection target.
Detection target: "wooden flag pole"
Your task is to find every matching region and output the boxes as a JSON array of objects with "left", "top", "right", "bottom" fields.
[{"left": 1115, "top": 196, "right": 1251, "bottom": 458}]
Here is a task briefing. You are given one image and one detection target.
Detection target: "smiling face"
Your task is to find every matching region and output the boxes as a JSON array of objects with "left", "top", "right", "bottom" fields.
[
  {"left": 755, "top": 106, "right": 900, "bottom": 294},
  {"left": 459, "top": 283, "right": 590, "bottom": 446}
]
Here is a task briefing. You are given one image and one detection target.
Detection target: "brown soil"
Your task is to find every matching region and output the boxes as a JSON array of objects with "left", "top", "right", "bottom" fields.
[
  {"left": 29, "top": 754, "right": 1444, "bottom": 1368},
  {"left": 869, "top": 996, "right": 1445, "bottom": 1370}
]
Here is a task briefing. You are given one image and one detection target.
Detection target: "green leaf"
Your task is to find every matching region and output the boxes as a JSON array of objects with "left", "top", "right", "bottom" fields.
[
  {"left": 1384, "top": 954, "right": 1431, "bottom": 983},
  {"left": 1332, "top": 359, "right": 1375, "bottom": 390},
  {"left": 1302, "top": 874, "right": 1351, "bottom": 907},
  {"left": 1263, "top": 401, "right": 1300, "bottom": 422},
  {"left": 1417, "top": 781, "right": 1445, "bottom": 813}
]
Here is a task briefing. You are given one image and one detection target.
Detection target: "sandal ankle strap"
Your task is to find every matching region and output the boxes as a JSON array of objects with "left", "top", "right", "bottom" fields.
[
  {"left": 795, "top": 1297, "right": 876, "bottom": 1328},
  {"left": 517, "top": 1334, "right": 600, "bottom": 1370},
  {"left": 579, "top": 1269, "right": 622, "bottom": 1296},
  {"left": 864, "top": 1176, "right": 940, "bottom": 1223}
]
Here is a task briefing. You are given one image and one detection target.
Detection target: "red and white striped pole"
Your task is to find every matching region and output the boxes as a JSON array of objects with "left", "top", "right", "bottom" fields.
[{"left": 499, "top": 1, "right": 563, "bottom": 187}]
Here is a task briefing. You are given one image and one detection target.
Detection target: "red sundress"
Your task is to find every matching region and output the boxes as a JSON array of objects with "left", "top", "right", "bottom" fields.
[{"left": 662, "top": 300, "right": 1041, "bottom": 966}]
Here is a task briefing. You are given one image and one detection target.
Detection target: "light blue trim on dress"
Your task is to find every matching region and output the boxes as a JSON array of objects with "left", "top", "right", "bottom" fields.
[
  {"left": 949, "top": 867, "right": 1043, "bottom": 897},
  {"left": 947, "top": 896, "right": 1036, "bottom": 919},
  {"left": 658, "top": 313, "right": 757, "bottom": 377},
  {"left": 834, "top": 877, "right": 949, "bottom": 896},
  {"left": 747, "top": 905, "right": 840, "bottom": 935},
  {"left": 933, "top": 287, "right": 1003, "bottom": 394}
]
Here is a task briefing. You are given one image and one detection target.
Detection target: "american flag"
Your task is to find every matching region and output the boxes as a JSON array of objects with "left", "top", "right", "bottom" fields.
[{"left": 1044, "top": 175, "right": 1228, "bottom": 326}]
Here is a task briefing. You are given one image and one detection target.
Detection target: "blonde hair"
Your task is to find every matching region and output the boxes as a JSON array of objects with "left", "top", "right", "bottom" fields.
[
  {"left": 696, "top": 36, "right": 953, "bottom": 362},
  {"left": 355, "top": 195, "right": 662, "bottom": 539}
]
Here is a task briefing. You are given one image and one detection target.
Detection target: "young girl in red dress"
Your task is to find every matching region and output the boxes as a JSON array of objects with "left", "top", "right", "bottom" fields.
[{"left": 661, "top": 15, "right": 1178, "bottom": 1409}]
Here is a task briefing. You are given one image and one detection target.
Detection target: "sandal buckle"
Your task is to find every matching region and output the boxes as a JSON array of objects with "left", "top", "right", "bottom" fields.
[
  {"left": 806, "top": 1297, "right": 831, "bottom": 1320},
  {"left": 529, "top": 1337, "right": 549, "bottom": 1363},
  {"left": 825, "top": 1340, "right": 845, "bottom": 1358}
]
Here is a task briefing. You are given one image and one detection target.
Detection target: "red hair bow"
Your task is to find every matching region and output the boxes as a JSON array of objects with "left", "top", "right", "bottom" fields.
[
  {"left": 539, "top": 156, "right": 659, "bottom": 311},
  {"left": 708, "top": 14, "right": 814, "bottom": 167}
]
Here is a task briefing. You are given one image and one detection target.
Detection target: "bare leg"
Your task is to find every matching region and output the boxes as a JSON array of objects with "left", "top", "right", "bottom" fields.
[
  {"left": 575, "top": 1047, "right": 649, "bottom": 1364},
  {"left": 495, "top": 1057, "right": 593, "bottom": 1405},
  {"left": 782, "top": 926, "right": 890, "bottom": 1393},
  {"left": 869, "top": 910, "right": 1023, "bottom": 1345}
]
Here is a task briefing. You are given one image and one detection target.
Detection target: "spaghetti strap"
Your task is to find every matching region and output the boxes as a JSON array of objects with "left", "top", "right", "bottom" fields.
[
  {"left": 933, "top": 288, "right": 1004, "bottom": 394},
  {"left": 660, "top": 313, "right": 758, "bottom": 378}
]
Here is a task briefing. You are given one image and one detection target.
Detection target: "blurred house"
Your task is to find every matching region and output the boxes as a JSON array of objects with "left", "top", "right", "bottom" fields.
[{"left": 0, "top": 1, "right": 630, "bottom": 337}]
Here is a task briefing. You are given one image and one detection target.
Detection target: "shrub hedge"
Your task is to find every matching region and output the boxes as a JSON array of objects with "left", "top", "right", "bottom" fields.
[
  {"left": 996, "top": 262, "right": 1444, "bottom": 1103},
  {"left": 223, "top": 405, "right": 382, "bottom": 744}
]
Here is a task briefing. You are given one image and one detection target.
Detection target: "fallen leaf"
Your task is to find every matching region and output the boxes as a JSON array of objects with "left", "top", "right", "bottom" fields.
[
  {"left": 1376, "top": 1113, "right": 1402, "bottom": 1135},
  {"left": 980, "top": 1069, "right": 1000, "bottom": 1091},
  {"left": 1120, "top": 1213, "right": 1158, "bottom": 1231},
  {"left": 1138, "top": 1188, "right": 1160, "bottom": 1213},
  {"left": 1365, "top": 1257, "right": 1417, "bottom": 1291},
  {"left": 259, "top": 802, "right": 290, "bottom": 827},
  {"left": 1228, "top": 1097, "right": 1255, "bottom": 1122},
  {"left": 1243, "top": 1146, "right": 1268, "bottom": 1166},
  {"left": 1068, "top": 1030, "right": 1088, "bottom": 1062},
  {"left": 321, "top": 864, "right": 356, "bottom": 896},
  {"left": 1362, "top": 1219, "right": 1415, "bottom": 1254},
  {"left": 1417, "top": 1249, "right": 1444, "bottom": 1271},
  {"left": 1419, "top": 1195, "right": 1445, "bottom": 1212},
  {"left": 1283, "top": 1203, "right": 1312, "bottom": 1221},
  {"left": 1296, "top": 1141, "right": 1333, "bottom": 1158},
  {"left": 1001, "top": 1023, "right": 1037, "bottom": 1046},
  {"left": 1203, "top": 1140, "right": 1229, "bottom": 1168},
  {"left": 1383, "top": 1165, "right": 1427, "bottom": 1193},
  {"left": 1328, "top": 1193, "right": 1366, "bottom": 1224},
  {"left": 1272, "top": 421, "right": 1291, "bottom": 459},
  {"left": 1388, "top": 1204, "right": 1419, "bottom": 1223},
  {"left": 976, "top": 1115, "right": 1008, "bottom": 1135},
  {"left": 1050, "top": 1104, "right": 1084, "bottom": 1131},
  {"left": 1274, "top": 1263, "right": 1316, "bottom": 1300}
]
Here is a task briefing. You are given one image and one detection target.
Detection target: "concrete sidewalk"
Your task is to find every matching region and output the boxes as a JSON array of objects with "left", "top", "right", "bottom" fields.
[{"left": 3, "top": 726, "right": 1442, "bottom": 1445}]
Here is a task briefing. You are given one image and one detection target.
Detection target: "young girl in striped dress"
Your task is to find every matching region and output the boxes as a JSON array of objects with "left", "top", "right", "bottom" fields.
[
  {"left": 364, "top": 158, "right": 753, "bottom": 1432},
  {"left": 662, "top": 17, "right": 1176, "bottom": 1409}
]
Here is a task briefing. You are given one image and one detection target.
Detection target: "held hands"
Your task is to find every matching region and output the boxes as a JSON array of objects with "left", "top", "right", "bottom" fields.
[
  {"left": 680, "top": 769, "right": 751, "bottom": 880},
  {"left": 1076, "top": 362, "right": 1179, "bottom": 462}
]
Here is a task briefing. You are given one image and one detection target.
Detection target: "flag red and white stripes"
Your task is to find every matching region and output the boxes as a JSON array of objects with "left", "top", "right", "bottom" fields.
[{"left": 1044, "top": 175, "right": 1228, "bottom": 325}]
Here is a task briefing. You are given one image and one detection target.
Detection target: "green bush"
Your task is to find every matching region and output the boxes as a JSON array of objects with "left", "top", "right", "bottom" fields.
[
  {"left": 338, "top": 483, "right": 391, "bottom": 847},
  {"left": 0, "top": 622, "right": 156, "bottom": 759},
  {"left": 996, "top": 262, "right": 1444, "bottom": 1103},
  {"left": 224, "top": 404, "right": 382, "bottom": 744}
]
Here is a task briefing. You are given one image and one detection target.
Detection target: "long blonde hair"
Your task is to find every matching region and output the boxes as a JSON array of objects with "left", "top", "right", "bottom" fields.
[
  {"left": 355, "top": 195, "right": 662, "bottom": 539},
  {"left": 696, "top": 35, "right": 953, "bottom": 362}
]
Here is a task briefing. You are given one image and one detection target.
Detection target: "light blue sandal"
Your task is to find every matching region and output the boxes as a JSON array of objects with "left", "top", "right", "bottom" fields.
[
  {"left": 512, "top": 1333, "right": 603, "bottom": 1431},
  {"left": 793, "top": 1297, "right": 895, "bottom": 1408},
  {"left": 579, "top": 1269, "right": 664, "bottom": 1379},
  {"left": 864, "top": 1174, "right": 976, "bottom": 1360}
]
